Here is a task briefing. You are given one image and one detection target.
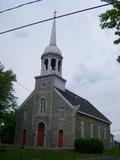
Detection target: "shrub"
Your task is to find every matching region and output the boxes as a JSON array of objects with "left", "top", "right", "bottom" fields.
[{"left": 74, "top": 138, "right": 104, "bottom": 154}]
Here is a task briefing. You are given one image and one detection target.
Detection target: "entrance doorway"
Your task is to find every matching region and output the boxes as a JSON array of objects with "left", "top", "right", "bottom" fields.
[
  {"left": 58, "top": 129, "right": 64, "bottom": 147},
  {"left": 37, "top": 122, "right": 45, "bottom": 146},
  {"left": 22, "top": 129, "right": 26, "bottom": 145}
]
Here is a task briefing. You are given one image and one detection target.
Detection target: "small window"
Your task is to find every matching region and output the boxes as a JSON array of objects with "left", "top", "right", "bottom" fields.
[
  {"left": 60, "top": 107, "right": 64, "bottom": 118},
  {"left": 40, "top": 98, "right": 46, "bottom": 113},
  {"left": 98, "top": 126, "right": 101, "bottom": 139},
  {"left": 24, "top": 109, "right": 28, "bottom": 121},
  {"left": 44, "top": 59, "right": 48, "bottom": 70},
  {"left": 104, "top": 128, "right": 107, "bottom": 140},
  {"left": 51, "top": 58, "right": 56, "bottom": 70},
  {"left": 81, "top": 121, "right": 84, "bottom": 138},
  {"left": 90, "top": 124, "right": 93, "bottom": 138}
]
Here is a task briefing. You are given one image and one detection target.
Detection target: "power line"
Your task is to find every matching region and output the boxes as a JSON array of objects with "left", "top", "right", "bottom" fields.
[
  {"left": 0, "top": 3, "right": 114, "bottom": 35},
  {"left": 0, "top": 0, "right": 42, "bottom": 14},
  {"left": 16, "top": 82, "right": 32, "bottom": 92}
]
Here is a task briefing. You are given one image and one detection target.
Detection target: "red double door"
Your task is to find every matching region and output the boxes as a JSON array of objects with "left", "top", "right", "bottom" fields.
[{"left": 37, "top": 123, "right": 45, "bottom": 146}]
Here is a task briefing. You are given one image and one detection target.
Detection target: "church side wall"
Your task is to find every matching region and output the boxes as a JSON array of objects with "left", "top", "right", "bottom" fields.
[
  {"left": 52, "top": 90, "right": 75, "bottom": 148},
  {"left": 15, "top": 96, "right": 34, "bottom": 146},
  {"left": 75, "top": 113, "right": 111, "bottom": 149}
]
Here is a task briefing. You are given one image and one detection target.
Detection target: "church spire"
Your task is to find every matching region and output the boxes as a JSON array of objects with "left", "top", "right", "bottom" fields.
[
  {"left": 49, "top": 11, "right": 56, "bottom": 46},
  {"left": 41, "top": 11, "right": 64, "bottom": 79}
]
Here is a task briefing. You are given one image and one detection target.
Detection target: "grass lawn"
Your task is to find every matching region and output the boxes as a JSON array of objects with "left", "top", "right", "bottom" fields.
[
  {"left": 0, "top": 148, "right": 97, "bottom": 160},
  {"left": 103, "top": 148, "right": 120, "bottom": 157},
  {"left": 0, "top": 148, "right": 120, "bottom": 160}
]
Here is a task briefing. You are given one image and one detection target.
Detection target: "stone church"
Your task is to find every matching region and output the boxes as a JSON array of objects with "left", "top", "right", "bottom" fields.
[{"left": 15, "top": 17, "right": 112, "bottom": 149}]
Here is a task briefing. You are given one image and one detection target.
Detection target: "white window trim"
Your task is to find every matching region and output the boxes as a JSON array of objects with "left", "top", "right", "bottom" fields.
[
  {"left": 59, "top": 106, "right": 64, "bottom": 119},
  {"left": 81, "top": 121, "right": 84, "bottom": 138},
  {"left": 90, "top": 124, "right": 93, "bottom": 138}
]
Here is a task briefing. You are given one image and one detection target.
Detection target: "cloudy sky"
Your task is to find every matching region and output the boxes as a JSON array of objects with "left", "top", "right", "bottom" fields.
[{"left": 0, "top": 0, "right": 120, "bottom": 140}]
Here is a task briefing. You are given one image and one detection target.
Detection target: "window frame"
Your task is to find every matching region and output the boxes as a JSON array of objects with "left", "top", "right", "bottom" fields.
[{"left": 40, "top": 98, "right": 46, "bottom": 113}]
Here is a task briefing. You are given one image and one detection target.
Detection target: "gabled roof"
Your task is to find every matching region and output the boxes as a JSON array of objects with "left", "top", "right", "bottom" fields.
[{"left": 56, "top": 88, "right": 111, "bottom": 124}]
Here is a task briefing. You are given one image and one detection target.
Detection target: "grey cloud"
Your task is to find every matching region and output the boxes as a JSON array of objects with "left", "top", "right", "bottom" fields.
[
  {"left": 14, "top": 32, "right": 30, "bottom": 38},
  {"left": 73, "top": 64, "right": 114, "bottom": 86}
]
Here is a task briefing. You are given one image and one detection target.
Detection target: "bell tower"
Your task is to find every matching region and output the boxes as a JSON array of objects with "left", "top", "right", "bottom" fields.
[
  {"left": 41, "top": 12, "right": 63, "bottom": 78},
  {"left": 36, "top": 12, "right": 66, "bottom": 91}
]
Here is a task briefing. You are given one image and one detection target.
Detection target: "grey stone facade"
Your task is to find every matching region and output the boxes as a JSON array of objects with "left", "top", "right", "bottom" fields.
[
  {"left": 15, "top": 75, "right": 111, "bottom": 148},
  {"left": 75, "top": 113, "right": 110, "bottom": 148}
]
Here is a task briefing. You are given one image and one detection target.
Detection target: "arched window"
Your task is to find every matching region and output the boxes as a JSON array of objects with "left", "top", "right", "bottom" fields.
[
  {"left": 44, "top": 59, "right": 48, "bottom": 70},
  {"left": 51, "top": 58, "right": 56, "bottom": 70},
  {"left": 98, "top": 126, "right": 101, "bottom": 139},
  {"left": 38, "top": 122, "right": 45, "bottom": 130},
  {"left": 58, "top": 61, "right": 61, "bottom": 72},
  {"left": 60, "top": 106, "right": 64, "bottom": 118},
  {"left": 104, "top": 128, "right": 107, "bottom": 140},
  {"left": 24, "top": 109, "right": 28, "bottom": 121},
  {"left": 90, "top": 124, "right": 93, "bottom": 138},
  {"left": 40, "top": 98, "right": 46, "bottom": 113}
]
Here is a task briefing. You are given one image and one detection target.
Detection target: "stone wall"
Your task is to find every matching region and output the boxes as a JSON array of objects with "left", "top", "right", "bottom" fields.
[
  {"left": 15, "top": 95, "right": 34, "bottom": 146},
  {"left": 75, "top": 112, "right": 111, "bottom": 149},
  {"left": 52, "top": 89, "right": 75, "bottom": 148}
]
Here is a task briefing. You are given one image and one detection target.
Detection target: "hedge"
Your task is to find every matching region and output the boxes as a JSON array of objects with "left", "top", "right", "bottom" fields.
[{"left": 74, "top": 138, "right": 104, "bottom": 154}]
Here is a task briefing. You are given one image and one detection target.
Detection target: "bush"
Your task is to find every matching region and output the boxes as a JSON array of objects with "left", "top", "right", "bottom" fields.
[{"left": 74, "top": 138, "right": 104, "bottom": 154}]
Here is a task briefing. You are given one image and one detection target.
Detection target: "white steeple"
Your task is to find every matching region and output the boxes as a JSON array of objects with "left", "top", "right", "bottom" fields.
[{"left": 41, "top": 12, "right": 63, "bottom": 77}]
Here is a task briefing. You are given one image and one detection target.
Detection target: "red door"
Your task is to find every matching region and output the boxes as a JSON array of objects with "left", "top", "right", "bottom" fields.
[
  {"left": 37, "top": 123, "right": 45, "bottom": 146},
  {"left": 22, "top": 129, "right": 26, "bottom": 145},
  {"left": 58, "top": 129, "right": 64, "bottom": 148}
]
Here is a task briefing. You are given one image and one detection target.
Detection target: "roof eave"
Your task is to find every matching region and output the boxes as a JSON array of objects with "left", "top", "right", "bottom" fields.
[{"left": 78, "top": 110, "right": 111, "bottom": 124}]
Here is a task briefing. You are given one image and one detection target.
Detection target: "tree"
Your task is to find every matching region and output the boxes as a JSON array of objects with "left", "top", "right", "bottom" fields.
[
  {"left": 0, "top": 62, "right": 17, "bottom": 144},
  {"left": 117, "top": 55, "right": 120, "bottom": 62},
  {"left": 0, "top": 111, "right": 16, "bottom": 144},
  {"left": 99, "top": 0, "right": 120, "bottom": 44},
  {"left": 0, "top": 63, "right": 17, "bottom": 122}
]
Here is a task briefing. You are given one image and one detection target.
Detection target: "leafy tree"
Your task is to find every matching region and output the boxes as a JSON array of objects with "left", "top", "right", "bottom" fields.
[
  {"left": 99, "top": 0, "right": 120, "bottom": 63},
  {"left": 0, "top": 62, "right": 17, "bottom": 144},
  {"left": 0, "top": 63, "right": 17, "bottom": 124},
  {"left": 0, "top": 111, "right": 16, "bottom": 144},
  {"left": 99, "top": 0, "right": 120, "bottom": 45},
  {"left": 117, "top": 55, "right": 120, "bottom": 62}
]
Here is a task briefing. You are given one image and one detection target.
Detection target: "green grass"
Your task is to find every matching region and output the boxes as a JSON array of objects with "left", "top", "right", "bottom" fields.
[
  {"left": 0, "top": 148, "right": 96, "bottom": 160},
  {"left": 1, "top": 148, "right": 120, "bottom": 160},
  {"left": 103, "top": 148, "right": 120, "bottom": 157}
]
